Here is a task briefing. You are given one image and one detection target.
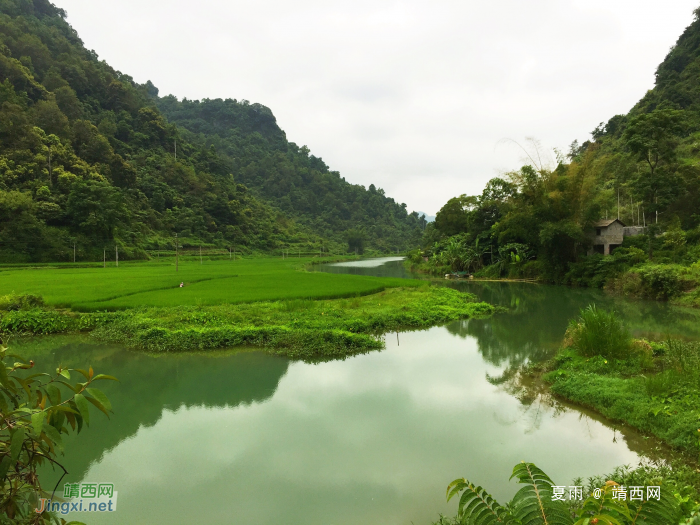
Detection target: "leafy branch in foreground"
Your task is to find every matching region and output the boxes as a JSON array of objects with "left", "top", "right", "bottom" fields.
[
  {"left": 0, "top": 338, "right": 117, "bottom": 524},
  {"left": 445, "top": 462, "right": 692, "bottom": 525}
]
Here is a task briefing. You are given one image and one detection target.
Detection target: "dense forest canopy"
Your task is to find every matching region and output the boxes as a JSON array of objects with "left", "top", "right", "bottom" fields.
[
  {"left": 420, "top": 6, "right": 700, "bottom": 293},
  {"left": 155, "top": 96, "right": 427, "bottom": 252},
  {"left": 0, "top": 0, "right": 424, "bottom": 262}
]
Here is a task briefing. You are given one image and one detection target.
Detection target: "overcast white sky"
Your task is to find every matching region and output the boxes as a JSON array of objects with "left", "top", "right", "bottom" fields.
[{"left": 58, "top": 0, "right": 698, "bottom": 216}]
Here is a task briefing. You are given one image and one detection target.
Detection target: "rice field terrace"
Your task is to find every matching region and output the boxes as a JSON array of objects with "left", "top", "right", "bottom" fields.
[{"left": 0, "top": 257, "right": 422, "bottom": 311}]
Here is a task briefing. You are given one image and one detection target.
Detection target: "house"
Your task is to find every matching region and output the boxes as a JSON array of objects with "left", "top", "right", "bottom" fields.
[{"left": 588, "top": 219, "right": 645, "bottom": 255}]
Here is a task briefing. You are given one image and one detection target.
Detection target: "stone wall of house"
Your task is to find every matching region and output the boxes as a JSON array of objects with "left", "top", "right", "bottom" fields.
[
  {"left": 623, "top": 226, "right": 646, "bottom": 236},
  {"left": 594, "top": 221, "right": 624, "bottom": 247}
]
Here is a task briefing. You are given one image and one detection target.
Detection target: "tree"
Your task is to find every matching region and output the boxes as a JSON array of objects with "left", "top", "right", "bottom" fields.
[
  {"left": 65, "top": 180, "right": 125, "bottom": 240},
  {"left": 434, "top": 196, "right": 477, "bottom": 237},
  {"left": 623, "top": 109, "right": 685, "bottom": 211},
  {"left": 346, "top": 228, "right": 366, "bottom": 254}
]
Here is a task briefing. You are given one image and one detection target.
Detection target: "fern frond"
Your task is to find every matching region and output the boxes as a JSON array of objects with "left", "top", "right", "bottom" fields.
[
  {"left": 509, "top": 462, "right": 573, "bottom": 525},
  {"left": 574, "top": 484, "right": 630, "bottom": 525},
  {"left": 628, "top": 487, "right": 681, "bottom": 525},
  {"left": 446, "top": 477, "right": 519, "bottom": 524}
]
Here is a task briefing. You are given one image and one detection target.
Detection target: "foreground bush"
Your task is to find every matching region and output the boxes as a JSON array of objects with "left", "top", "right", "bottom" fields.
[
  {"left": 435, "top": 461, "right": 700, "bottom": 524},
  {"left": 443, "top": 461, "right": 691, "bottom": 525},
  {"left": 0, "top": 339, "right": 116, "bottom": 523},
  {"left": 0, "top": 293, "right": 45, "bottom": 311}
]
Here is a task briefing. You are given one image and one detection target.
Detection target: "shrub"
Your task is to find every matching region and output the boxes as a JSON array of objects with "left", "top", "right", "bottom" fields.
[
  {"left": 637, "top": 265, "right": 685, "bottom": 299},
  {"left": 608, "top": 264, "right": 692, "bottom": 300},
  {"left": 565, "top": 305, "right": 632, "bottom": 359},
  {"left": 0, "top": 292, "right": 45, "bottom": 311}
]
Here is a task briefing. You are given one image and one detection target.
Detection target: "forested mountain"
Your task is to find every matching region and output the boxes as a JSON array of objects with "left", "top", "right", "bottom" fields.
[
  {"left": 420, "top": 7, "right": 700, "bottom": 301},
  {"left": 0, "top": 0, "right": 423, "bottom": 262},
  {"left": 155, "top": 96, "right": 426, "bottom": 251}
]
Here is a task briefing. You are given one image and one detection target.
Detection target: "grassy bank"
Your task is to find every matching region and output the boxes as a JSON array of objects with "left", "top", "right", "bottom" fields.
[
  {"left": 0, "top": 286, "right": 494, "bottom": 359},
  {"left": 526, "top": 306, "right": 700, "bottom": 458}
]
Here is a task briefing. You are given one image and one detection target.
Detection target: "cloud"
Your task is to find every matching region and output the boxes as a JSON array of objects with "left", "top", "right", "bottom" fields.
[{"left": 59, "top": 0, "right": 698, "bottom": 215}]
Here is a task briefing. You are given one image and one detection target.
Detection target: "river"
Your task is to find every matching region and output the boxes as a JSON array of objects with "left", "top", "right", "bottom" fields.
[{"left": 14, "top": 257, "right": 700, "bottom": 524}]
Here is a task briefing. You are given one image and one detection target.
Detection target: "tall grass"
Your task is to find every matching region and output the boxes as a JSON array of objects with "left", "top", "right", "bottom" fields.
[
  {"left": 664, "top": 339, "right": 700, "bottom": 389},
  {"left": 566, "top": 304, "right": 632, "bottom": 359}
]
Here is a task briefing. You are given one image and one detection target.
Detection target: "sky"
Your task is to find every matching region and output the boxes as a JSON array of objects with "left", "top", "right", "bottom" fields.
[{"left": 58, "top": 0, "right": 699, "bottom": 216}]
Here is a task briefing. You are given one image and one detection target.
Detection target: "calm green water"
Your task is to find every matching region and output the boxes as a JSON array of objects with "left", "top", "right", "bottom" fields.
[{"left": 13, "top": 258, "right": 700, "bottom": 524}]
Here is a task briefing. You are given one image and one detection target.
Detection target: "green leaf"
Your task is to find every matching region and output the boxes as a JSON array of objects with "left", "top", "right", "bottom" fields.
[
  {"left": 0, "top": 456, "right": 11, "bottom": 480},
  {"left": 10, "top": 427, "right": 25, "bottom": 461},
  {"left": 56, "top": 380, "right": 78, "bottom": 393},
  {"left": 510, "top": 462, "right": 573, "bottom": 525},
  {"left": 86, "top": 387, "right": 111, "bottom": 412},
  {"left": 74, "top": 369, "right": 90, "bottom": 380},
  {"left": 74, "top": 393, "right": 90, "bottom": 427},
  {"left": 49, "top": 404, "right": 79, "bottom": 415},
  {"left": 628, "top": 487, "right": 681, "bottom": 524},
  {"left": 0, "top": 392, "right": 9, "bottom": 414},
  {"left": 0, "top": 364, "right": 8, "bottom": 389},
  {"left": 31, "top": 410, "right": 46, "bottom": 436},
  {"left": 85, "top": 396, "right": 110, "bottom": 417},
  {"left": 446, "top": 477, "right": 518, "bottom": 524},
  {"left": 68, "top": 400, "right": 83, "bottom": 433},
  {"left": 42, "top": 422, "right": 63, "bottom": 452},
  {"left": 59, "top": 369, "right": 70, "bottom": 380},
  {"left": 91, "top": 374, "right": 119, "bottom": 382},
  {"left": 47, "top": 384, "right": 61, "bottom": 405}
]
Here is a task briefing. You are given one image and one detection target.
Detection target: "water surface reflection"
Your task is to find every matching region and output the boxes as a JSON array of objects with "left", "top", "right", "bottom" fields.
[{"left": 10, "top": 258, "right": 698, "bottom": 524}]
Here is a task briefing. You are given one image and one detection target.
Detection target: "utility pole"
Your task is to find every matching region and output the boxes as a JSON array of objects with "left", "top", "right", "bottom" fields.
[
  {"left": 175, "top": 233, "right": 179, "bottom": 273},
  {"left": 72, "top": 241, "right": 76, "bottom": 263},
  {"left": 629, "top": 196, "right": 633, "bottom": 224},
  {"left": 115, "top": 244, "right": 119, "bottom": 267},
  {"left": 48, "top": 145, "right": 52, "bottom": 187},
  {"left": 103, "top": 248, "right": 106, "bottom": 268}
]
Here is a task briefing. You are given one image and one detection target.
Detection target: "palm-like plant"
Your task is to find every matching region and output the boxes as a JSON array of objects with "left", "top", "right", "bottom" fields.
[{"left": 445, "top": 462, "right": 684, "bottom": 525}]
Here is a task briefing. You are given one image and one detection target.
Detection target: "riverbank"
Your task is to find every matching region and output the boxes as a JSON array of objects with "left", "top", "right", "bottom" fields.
[
  {"left": 0, "top": 286, "right": 495, "bottom": 360},
  {"left": 427, "top": 334, "right": 700, "bottom": 525},
  {"left": 519, "top": 338, "right": 700, "bottom": 470},
  {"left": 406, "top": 255, "right": 700, "bottom": 308}
]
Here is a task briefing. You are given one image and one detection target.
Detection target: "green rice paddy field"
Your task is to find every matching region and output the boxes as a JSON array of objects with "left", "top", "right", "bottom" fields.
[{"left": 0, "top": 257, "right": 422, "bottom": 311}]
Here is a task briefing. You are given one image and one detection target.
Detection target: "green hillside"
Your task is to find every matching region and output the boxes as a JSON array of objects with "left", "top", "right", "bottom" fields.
[
  {"left": 0, "top": 0, "right": 423, "bottom": 263},
  {"left": 155, "top": 96, "right": 426, "bottom": 251},
  {"left": 418, "top": 6, "right": 700, "bottom": 305}
]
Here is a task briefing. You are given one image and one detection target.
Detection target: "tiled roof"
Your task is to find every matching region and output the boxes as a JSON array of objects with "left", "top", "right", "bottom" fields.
[{"left": 593, "top": 219, "right": 626, "bottom": 228}]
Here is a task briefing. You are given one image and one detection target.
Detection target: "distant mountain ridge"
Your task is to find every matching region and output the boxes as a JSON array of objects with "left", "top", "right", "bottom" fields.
[
  {"left": 155, "top": 96, "right": 426, "bottom": 251},
  {"left": 0, "top": 0, "right": 423, "bottom": 261}
]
